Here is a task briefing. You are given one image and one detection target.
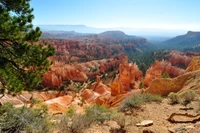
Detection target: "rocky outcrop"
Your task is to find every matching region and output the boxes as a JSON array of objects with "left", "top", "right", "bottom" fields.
[
  {"left": 90, "top": 76, "right": 111, "bottom": 95},
  {"left": 169, "top": 50, "right": 192, "bottom": 67},
  {"left": 42, "top": 72, "right": 63, "bottom": 88},
  {"left": 81, "top": 76, "right": 111, "bottom": 104},
  {"left": 44, "top": 95, "right": 72, "bottom": 113},
  {"left": 0, "top": 91, "right": 74, "bottom": 113},
  {"left": 81, "top": 89, "right": 100, "bottom": 103},
  {"left": 144, "top": 60, "right": 184, "bottom": 87},
  {"left": 144, "top": 72, "right": 193, "bottom": 96},
  {"left": 185, "top": 56, "right": 200, "bottom": 72},
  {"left": 0, "top": 91, "right": 59, "bottom": 107},
  {"left": 145, "top": 57, "right": 200, "bottom": 96}
]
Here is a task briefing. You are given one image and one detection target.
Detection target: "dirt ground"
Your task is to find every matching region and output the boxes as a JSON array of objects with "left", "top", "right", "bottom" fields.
[{"left": 84, "top": 98, "right": 200, "bottom": 133}]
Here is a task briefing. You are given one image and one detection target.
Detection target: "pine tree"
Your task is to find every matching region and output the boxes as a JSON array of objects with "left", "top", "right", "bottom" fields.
[{"left": 0, "top": 0, "right": 55, "bottom": 94}]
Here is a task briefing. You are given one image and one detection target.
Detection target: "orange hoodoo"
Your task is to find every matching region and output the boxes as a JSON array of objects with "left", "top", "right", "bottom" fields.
[{"left": 110, "top": 56, "right": 143, "bottom": 96}]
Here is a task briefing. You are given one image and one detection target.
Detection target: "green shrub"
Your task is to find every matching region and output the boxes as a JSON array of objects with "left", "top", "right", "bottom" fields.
[
  {"left": 162, "top": 72, "right": 171, "bottom": 78},
  {"left": 168, "top": 92, "right": 179, "bottom": 105},
  {"left": 0, "top": 103, "right": 53, "bottom": 133},
  {"left": 57, "top": 104, "right": 113, "bottom": 133},
  {"left": 118, "top": 93, "right": 162, "bottom": 112},
  {"left": 57, "top": 114, "right": 75, "bottom": 133},
  {"left": 178, "top": 90, "right": 196, "bottom": 105},
  {"left": 70, "top": 114, "right": 94, "bottom": 133},
  {"left": 168, "top": 90, "right": 196, "bottom": 105},
  {"left": 58, "top": 111, "right": 92, "bottom": 133},
  {"left": 85, "top": 104, "right": 112, "bottom": 123},
  {"left": 139, "top": 82, "right": 146, "bottom": 89},
  {"left": 66, "top": 105, "right": 76, "bottom": 118},
  {"left": 141, "top": 93, "right": 163, "bottom": 103}
]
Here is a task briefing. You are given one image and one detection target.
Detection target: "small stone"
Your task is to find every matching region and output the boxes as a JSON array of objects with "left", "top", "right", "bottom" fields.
[
  {"left": 136, "top": 120, "right": 153, "bottom": 127},
  {"left": 143, "top": 126, "right": 169, "bottom": 133},
  {"left": 168, "top": 125, "right": 187, "bottom": 133}
]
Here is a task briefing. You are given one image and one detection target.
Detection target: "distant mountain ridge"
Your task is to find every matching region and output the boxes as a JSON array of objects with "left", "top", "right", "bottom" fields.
[
  {"left": 42, "top": 30, "right": 142, "bottom": 40},
  {"left": 160, "top": 31, "right": 200, "bottom": 50},
  {"left": 36, "top": 24, "right": 188, "bottom": 37},
  {"left": 42, "top": 31, "right": 92, "bottom": 39},
  {"left": 97, "top": 31, "right": 138, "bottom": 39}
]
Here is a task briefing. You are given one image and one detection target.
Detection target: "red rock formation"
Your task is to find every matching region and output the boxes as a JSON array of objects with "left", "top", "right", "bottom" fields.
[
  {"left": 145, "top": 70, "right": 200, "bottom": 96},
  {"left": 110, "top": 56, "right": 143, "bottom": 96},
  {"left": 42, "top": 53, "right": 125, "bottom": 89},
  {"left": 42, "top": 64, "right": 88, "bottom": 88},
  {"left": 144, "top": 60, "right": 184, "bottom": 87},
  {"left": 90, "top": 76, "right": 111, "bottom": 95},
  {"left": 145, "top": 56, "right": 200, "bottom": 96},
  {"left": 169, "top": 50, "right": 192, "bottom": 67},
  {"left": 45, "top": 103, "right": 67, "bottom": 114},
  {"left": 185, "top": 56, "right": 200, "bottom": 72},
  {"left": 32, "top": 91, "right": 65, "bottom": 101},
  {"left": 81, "top": 89, "right": 99, "bottom": 103},
  {"left": 42, "top": 72, "right": 62, "bottom": 88},
  {"left": 44, "top": 95, "right": 72, "bottom": 113}
]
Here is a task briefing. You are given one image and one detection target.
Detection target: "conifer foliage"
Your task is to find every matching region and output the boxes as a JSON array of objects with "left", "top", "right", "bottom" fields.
[{"left": 0, "top": 0, "right": 55, "bottom": 93}]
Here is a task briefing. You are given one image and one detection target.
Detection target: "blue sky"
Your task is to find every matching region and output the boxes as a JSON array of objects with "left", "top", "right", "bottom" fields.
[{"left": 30, "top": 0, "right": 200, "bottom": 30}]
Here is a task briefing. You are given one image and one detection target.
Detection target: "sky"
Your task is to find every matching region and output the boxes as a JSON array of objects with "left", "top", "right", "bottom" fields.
[{"left": 30, "top": 0, "right": 200, "bottom": 31}]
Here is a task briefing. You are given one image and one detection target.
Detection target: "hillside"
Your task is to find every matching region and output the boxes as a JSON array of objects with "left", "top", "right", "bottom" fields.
[
  {"left": 160, "top": 31, "right": 200, "bottom": 50},
  {"left": 184, "top": 44, "right": 200, "bottom": 52}
]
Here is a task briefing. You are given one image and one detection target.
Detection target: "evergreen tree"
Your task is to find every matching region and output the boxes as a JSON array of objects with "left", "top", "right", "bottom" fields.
[{"left": 0, "top": 0, "right": 55, "bottom": 94}]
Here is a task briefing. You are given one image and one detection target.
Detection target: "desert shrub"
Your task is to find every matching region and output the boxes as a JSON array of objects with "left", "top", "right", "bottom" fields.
[
  {"left": 141, "top": 93, "right": 163, "bottom": 102},
  {"left": 168, "top": 90, "right": 196, "bottom": 105},
  {"left": 85, "top": 104, "right": 112, "bottom": 123},
  {"left": 57, "top": 111, "right": 92, "bottom": 133},
  {"left": 178, "top": 90, "right": 196, "bottom": 105},
  {"left": 57, "top": 104, "right": 113, "bottom": 133},
  {"left": 66, "top": 105, "right": 76, "bottom": 118},
  {"left": 118, "top": 93, "right": 162, "bottom": 112},
  {"left": 70, "top": 114, "right": 94, "bottom": 133},
  {"left": 168, "top": 92, "right": 179, "bottom": 104},
  {"left": 57, "top": 114, "right": 86, "bottom": 133},
  {"left": 162, "top": 72, "right": 171, "bottom": 78},
  {"left": 56, "top": 113, "right": 71, "bottom": 133},
  {"left": 0, "top": 103, "right": 53, "bottom": 133},
  {"left": 139, "top": 82, "right": 146, "bottom": 89}
]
